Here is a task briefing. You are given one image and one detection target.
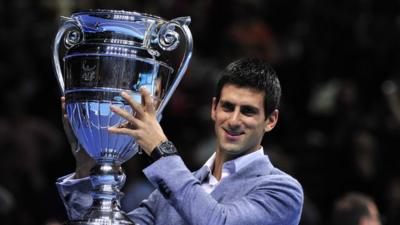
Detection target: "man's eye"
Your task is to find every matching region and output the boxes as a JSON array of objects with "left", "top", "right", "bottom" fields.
[
  {"left": 241, "top": 107, "right": 257, "bottom": 116},
  {"left": 221, "top": 103, "right": 234, "bottom": 111}
]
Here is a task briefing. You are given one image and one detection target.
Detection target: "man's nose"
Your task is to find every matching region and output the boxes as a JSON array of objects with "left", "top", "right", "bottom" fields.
[{"left": 227, "top": 109, "right": 241, "bottom": 128}]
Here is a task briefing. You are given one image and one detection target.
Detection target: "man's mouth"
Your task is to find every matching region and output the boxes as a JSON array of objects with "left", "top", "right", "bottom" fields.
[{"left": 223, "top": 128, "right": 245, "bottom": 137}]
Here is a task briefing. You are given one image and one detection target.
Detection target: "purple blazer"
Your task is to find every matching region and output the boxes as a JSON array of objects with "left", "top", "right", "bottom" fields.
[{"left": 57, "top": 155, "right": 303, "bottom": 225}]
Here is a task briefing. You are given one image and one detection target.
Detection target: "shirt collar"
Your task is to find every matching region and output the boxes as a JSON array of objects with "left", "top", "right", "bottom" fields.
[{"left": 204, "top": 147, "right": 265, "bottom": 176}]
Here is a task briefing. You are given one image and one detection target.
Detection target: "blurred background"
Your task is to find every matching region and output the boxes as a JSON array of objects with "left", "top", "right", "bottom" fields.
[{"left": 1, "top": 0, "right": 400, "bottom": 224}]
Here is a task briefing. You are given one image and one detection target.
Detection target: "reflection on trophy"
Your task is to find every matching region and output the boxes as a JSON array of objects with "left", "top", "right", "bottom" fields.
[{"left": 52, "top": 10, "right": 193, "bottom": 225}]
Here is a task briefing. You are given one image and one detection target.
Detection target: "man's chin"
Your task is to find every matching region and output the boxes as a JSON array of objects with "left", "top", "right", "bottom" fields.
[{"left": 220, "top": 145, "right": 245, "bottom": 156}]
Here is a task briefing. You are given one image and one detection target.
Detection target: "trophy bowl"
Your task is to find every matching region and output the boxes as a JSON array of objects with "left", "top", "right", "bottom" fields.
[{"left": 52, "top": 9, "right": 192, "bottom": 225}]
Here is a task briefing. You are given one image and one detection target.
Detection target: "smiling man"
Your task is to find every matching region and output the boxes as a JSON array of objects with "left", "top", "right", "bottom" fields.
[{"left": 57, "top": 58, "right": 304, "bottom": 225}]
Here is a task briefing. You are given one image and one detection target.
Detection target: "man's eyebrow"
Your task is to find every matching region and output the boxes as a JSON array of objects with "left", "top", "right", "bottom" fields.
[
  {"left": 219, "top": 100, "right": 233, "bottom": 105},
  {"left": 220, "top": 100, "right": 228, "bottom": 103},
  {"left": 220, "top": 100, "right": 260, "bottom": 112}
]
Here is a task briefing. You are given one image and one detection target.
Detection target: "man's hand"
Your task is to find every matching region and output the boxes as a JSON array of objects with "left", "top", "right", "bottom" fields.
[
  {"left": 61, "top": 97, "right": 95, "bottom": 178},
  {"left": 108, "top": 87, "right": 168, "bottom": 156}
]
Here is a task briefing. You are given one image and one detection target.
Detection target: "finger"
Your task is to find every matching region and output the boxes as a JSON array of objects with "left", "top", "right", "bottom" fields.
[
  {"left": 108, "top": 127, "right": 139, "bottom": 137},
  {"left": 61, "top": 96, "right": 68, "bottom": 119},
  {"left": 140, "top": 87, "right": 156, "bottom": 115},
  {"left": 117, "top": 121, "right": 129, "bottom": 128},
  {"left": 61, "top": 97, "right": 66, "bottom": 110},
  {"left": 121, "top": 92, "right": 145, "bottom": 117},
  {"left": 110, "top": 105, "right": 143, "bottom": 127},
  {"left": 116, "top": 121, "right": 140, "bottom": 130}
]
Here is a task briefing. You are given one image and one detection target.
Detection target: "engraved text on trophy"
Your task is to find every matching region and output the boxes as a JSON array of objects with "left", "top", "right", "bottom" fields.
[{"left": 81, "top": 59, "right": 97, "bottom": 82}]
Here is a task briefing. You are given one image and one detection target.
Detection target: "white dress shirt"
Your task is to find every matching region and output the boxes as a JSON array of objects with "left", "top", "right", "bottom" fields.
[{"left": 200, "top": 148, "right": 265, "bottom": 193}]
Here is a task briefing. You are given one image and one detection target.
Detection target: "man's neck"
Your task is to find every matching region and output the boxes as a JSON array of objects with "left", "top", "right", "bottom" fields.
[{"left": 212, "top": 152, "right": 226, "bottom": 181}]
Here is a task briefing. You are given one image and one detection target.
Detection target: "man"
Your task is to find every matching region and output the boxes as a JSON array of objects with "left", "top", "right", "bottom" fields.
[
  {"left": 57, "top": 58, "right": 304, "bottom": 224},
  {"left": 331, "top": 193, "right": 381, "bottom": 225}
]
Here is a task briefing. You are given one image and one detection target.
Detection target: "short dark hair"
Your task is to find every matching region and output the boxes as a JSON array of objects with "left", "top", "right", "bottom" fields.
[
  {"left": 331, "top": 193, "right": 375, "bottom": 225},
  {"left": 215, "top": 58, "right": 281, "bottom": 118}
]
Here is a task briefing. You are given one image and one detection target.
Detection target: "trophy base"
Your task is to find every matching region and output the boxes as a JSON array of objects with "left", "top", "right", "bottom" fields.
[
  {"left": 67, "top": 221, "right": 137, "bottom": 225},
  {"left": 66, "top": 215, "right": 137, "bottom": 225},
  {"left": 65, "top": 202, "right": 138, "bottom": 225}
]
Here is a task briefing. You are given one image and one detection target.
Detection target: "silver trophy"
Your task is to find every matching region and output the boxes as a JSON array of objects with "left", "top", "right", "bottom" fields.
[{"left": 52, "top": 10, "right": 192, "bottom": 225}]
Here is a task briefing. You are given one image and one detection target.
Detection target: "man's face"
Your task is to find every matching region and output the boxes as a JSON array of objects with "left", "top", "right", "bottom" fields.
[{"left": 211, "top": 84, "right": 278, "bottom": 157}]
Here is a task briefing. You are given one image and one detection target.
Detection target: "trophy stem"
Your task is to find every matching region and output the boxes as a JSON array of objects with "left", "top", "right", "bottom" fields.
[{"left": 68, "top": 162, "right": 136, "bottom": 225}]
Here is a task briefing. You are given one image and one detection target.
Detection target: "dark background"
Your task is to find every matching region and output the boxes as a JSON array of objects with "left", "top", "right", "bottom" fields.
[{"left": 1, "top": 0, "right": 400, "bottom": 224}]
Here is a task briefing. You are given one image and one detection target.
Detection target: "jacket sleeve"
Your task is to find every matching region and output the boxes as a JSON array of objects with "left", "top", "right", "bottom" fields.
[
  {"left": 55, "top": 174, "right": 93, "bottom": 220},
  {"left": 127, "top": 190, "right": 162, "bottom": 225},
  {"left": 143, "top": 155, "right": 304, "bottom": 225},
  {"left": 56, "top": 174, "right": 158, "bottom": 225}
]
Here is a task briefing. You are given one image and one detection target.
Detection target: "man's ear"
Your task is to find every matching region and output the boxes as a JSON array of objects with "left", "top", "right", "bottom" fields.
[
  {"left": 264, "top": 109, "right": 279, "bottom": 132},
  {"left": 211, "top": 97, "right": 217, "bottom": 121}
]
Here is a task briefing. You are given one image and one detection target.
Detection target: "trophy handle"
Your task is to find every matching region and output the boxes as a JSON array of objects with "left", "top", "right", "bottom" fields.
[
  {"left": 52, "top": 17, "right": 83, "bottom": 95},
  {"left": 156, "top": 17, "right": 193, "bottom": 116}
]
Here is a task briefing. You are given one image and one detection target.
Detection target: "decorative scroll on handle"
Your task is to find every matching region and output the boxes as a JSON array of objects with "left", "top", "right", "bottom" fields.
[
  {"left": 52, "top": 18, "right": 83, "bottom": 95},
  {"left": 156, "top": 16, "right": 193, "bottom": 115}
]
